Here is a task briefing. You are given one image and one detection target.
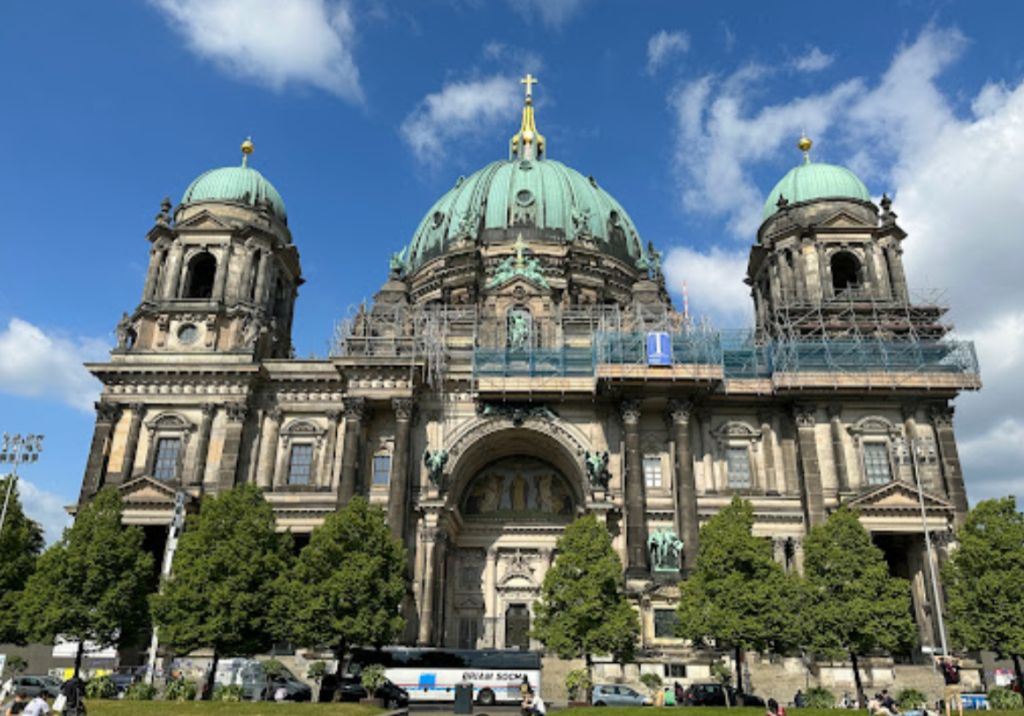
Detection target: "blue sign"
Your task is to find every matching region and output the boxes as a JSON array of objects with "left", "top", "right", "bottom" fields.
[{"left": 646, "top": 332, "right": 672, "bottom": 366}]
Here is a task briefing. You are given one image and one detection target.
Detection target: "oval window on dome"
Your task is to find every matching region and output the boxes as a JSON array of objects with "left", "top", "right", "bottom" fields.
[
  {"left": 515, "top": 189, "right": 535, "bottom": 207},
  {"left": 609, "top": 210, "right": 621, "bottom": 227},
  {"left": 432, "top": 211, "right": 444, "bottom": 228},
  {"left": 177, "top": 324, "right": 199, "bottom": 345},
  {"left": 519, "top": 160, "right": 533, "bottom": 171}
]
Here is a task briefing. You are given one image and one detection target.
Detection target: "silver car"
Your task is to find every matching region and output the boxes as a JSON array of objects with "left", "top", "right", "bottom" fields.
[{"left": 592, "top": 684, "right": 652, "bottom": 707}]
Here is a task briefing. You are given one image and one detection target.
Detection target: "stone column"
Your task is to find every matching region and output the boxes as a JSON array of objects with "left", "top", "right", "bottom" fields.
[
  {"left": 622, "top": 399, "right": 648, "bottom": 576},
  {"left": 190, "top": 403, "right": 216, "bottom": 487},
  {"left": 113, "top": 403, "right": 145, "bottom": 486},
  {"left": 142, "top": 244, "right": 166, "bottom": 301},
  {"left": 669, "top": 399, "right": 699, "bottom": 574},
  {"left": 779, "top": 415, "right": 800, "bottom": 496},
  {"left": 771, "top": 537, "right": 786, "bottom": 567},
  {"left": 162, "top": 243, "right": 184, "bottom": 300},
  {"left": 79, "top": 402, "right": 122, "bottom": 502},
  {"left": 484, "top": 548, "right": 498, "bottom": 648},
  {"left": 758, "top": 410, "right": 779, "bottom": 494},
  {"left": 886, "top": 244, "right": 910, "bottom": 302},
  {"left": 828, "top": 404, "right": 850, "bottom": 494},
  {"left": 768, "top": 256, "right": 783, "bottom": 306},
  {"left": 253, "top": 249, "right": 270, "bottom": 305},
  {"left": 319, "top": 409, "right": 342, "bottom": 489},
  {"left": 930, "top": 405, "right": 969, "bottom": 526},
  {"left": 698, "top": 409, "right": 715, "bottom": 493},
  {"left": 217, "top": 402, "right": 249, "bottom": 492},
  {"left": 337, "top": 397, "right": 368, "bottom": 506},
  {"left": 864, "top": 244, "right": 882, "bottom": 298},
  {"left": 793, "top": 537, "right": 805, "bottom": 575},
  {"left": 794, "top": 404, "right": 826, "bottom": 529},
  {"left": 387, "top": 398, "right": 415, "bottom": 542},
  {"left": 417, "top": 524, "right": 441, "bottom": 646},
  {"left": 213, "top": 245, "right": 231, "bottom": 300},
  {"left": 257, "top": 408, "right": 282, "bottom": 489},
  {"left": 779, "top": 251, "right": 794, "bottom": 304}
]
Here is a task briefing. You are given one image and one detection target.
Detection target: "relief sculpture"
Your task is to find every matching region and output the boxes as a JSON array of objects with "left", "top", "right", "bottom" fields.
[{"left": 463, "top": 457, "right": 573, "bottom": 516}]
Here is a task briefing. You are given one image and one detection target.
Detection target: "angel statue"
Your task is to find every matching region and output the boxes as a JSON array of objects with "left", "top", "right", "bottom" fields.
[
  {"left": 423, "top": 447, "right": 449, "bottom": 488},
  {"left": 584, "top": 449, "right": 611, "bottom": 489}
]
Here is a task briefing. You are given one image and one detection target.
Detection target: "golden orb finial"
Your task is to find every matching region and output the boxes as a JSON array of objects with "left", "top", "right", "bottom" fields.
[
  {"left": 798, "top": 133, "right": 812, "bottom": 162},
  {"left": 241, "top": 136, "right": 254, "bottom": 166}
]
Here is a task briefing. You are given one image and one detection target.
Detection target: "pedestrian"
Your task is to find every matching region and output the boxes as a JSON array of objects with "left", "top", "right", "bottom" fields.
[
  {"left": 522, "top": 690, "right": 545, "bottom": 716},
  {"left": 767, "top": 697, "right": 786, "bottom": 716},
  {"left": 21, "top": 693, "right": 50, "bottom": 716},
  {"left": 3, "top": 692, "right": 28, "bottom": 716},
  {"left": 60, "top": 674, "right": 86, "bottom": 716},
  {"left": 665, "top": 685, "right": 676, "bottom": 706},
  {"left": 675, "top": 682, "right": 684, "bottom": 705},
  {"left": 937, "top": 655, "right": 964, "bottom": 716},
  {"left": 794, "top": 690, "right": 805, "bottom": 708}
]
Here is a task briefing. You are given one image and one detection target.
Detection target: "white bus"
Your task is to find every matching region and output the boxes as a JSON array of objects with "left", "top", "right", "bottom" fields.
[{"left": 348, "top": 648, "right": 542, "bottom": 706}]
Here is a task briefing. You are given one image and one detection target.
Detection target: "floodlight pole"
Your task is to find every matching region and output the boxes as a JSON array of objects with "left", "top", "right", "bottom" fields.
[
  {"left": 145, "top": 491, "right": 188, "bottom": 687},
  {"left": 0, "top": 433, "right": 45, "bottom": 538}
]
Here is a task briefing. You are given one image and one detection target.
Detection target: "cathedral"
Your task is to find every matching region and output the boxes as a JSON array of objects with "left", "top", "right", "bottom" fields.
[{"left": 78, "top": 76, "right": 980, "bottom": 672}]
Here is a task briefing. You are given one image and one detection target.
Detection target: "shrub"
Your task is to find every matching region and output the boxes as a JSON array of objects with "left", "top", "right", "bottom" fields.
[
  {"left": 988, "top": 687, "right": 1024, "bottom": 710},
  {"left": 124, "top": 682, "right": 157, "bottom": 701},
  {"left": 86, "top": 675, "right": 118, "bottom": 699},
  {"left": 213, "top": 684, "right": 246, "bottom": 702},
  {"left": 5, "top": 656, "right": 28, "bottom": 678},
  {"left": 804, "top": 686, "right": 836, "bottom": 709},
  {"left": 361, "top": 664, "right": 387, "bottom": 693},
  {"left": 897, "top": 688, "right": 927, "bottom": 710},
  {"left": 640, "top": 672, "right": 663, "bottom": 696},
  {"left": 565, "top": 668, "right": 593, "bottom": 702},
  {"left": 164, "top": 677, "right": 198, "bottom": 702}
]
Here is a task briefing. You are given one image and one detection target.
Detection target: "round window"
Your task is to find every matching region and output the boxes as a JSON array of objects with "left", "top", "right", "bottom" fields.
[
  {"left": 519, "top": 160, "right": 533, "bottom": 171},
  {"left": 177, "top": 324, "right": 199, "bottom": 345},
  {"left": 515, "top": 189, "right": 535, "bottom": 207},
  {"left": 432, "top": 211, "right": 444, "bottom": 228}
]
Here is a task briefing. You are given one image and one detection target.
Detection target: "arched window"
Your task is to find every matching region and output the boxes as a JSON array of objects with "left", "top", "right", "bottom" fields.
[
  {"left": 248, "top": 251, "right": 261, "bottom": 302},
  {"left": 184, "top": 253, "right": 217, "bottom": 299},
  {"left": 831, "top": 252, "right": 861, "bottom": 293}
]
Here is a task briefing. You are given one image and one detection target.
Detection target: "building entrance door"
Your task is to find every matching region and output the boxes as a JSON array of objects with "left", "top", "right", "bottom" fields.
[{"left": 505, "top": 603, "right": 530, "bottom": 650}]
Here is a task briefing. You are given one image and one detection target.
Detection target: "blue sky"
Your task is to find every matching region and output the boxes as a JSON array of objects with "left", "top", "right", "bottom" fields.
[{"left": 2, "top": 0, "right": 1023, "bottom": 540}]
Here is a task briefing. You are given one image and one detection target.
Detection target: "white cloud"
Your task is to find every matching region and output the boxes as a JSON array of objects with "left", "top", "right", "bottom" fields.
[
  {"left": 647, "top": 30, "right": 690, "bottom": 75},
  {"left": 482, "top": 42, "right": 544, "bottom": 74},
  {"left": 665, "top": 26, "right": 1024, "bottom": 502},
  {"left": 792, "top": 46, "right": 835, "bottom": 73},
  {"left": 0, "top": 318, "right": 106, "bottom": 412},
  {"left": 662, "top": 246, "right": 752, "bottom": 329},
  {"left": 149, "top": 0, "right": 363, "bottom": 102},
  {"left": 16, "top": 477, "right": 74, "bottom": 546},
  {"left": 400, "top": 75, "right": 520, "bottom": 167},
  {"left": 509, "top": 0, "right": 593, "bottom": 27}
]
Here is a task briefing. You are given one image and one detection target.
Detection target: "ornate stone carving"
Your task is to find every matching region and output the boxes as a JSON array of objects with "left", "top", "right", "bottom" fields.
[
  {"left": 476, "top": 401, "right": 557, "bottom": 427},
  {"left": 343, "top": 397, "right": 368, "bottom": 421},
  {"left": 757, "top": 409, "right": 776, "bottom": 426},
  {"left": 115, "top": 312, "right": 136, "bottom": 350},
  {"left": 423, "top": 447, "right": 449, "bottom": 487},
  {"left": 901, "top": 402, "right": 919, "bottom": 421},
  {"left": 929, "top": 404, "right": 955, "bottom": 428},
  {"left": 827, "top": 404, "right": 843, "bottom": 420},
  {"left": 392, "top": 397, "right": 415, "bottom": 421},
  {"left": 584, "top": 449, "right": 611, "bottom": 489},
  {"left": 793, "top": 404, "right": 817, "bottom": 428},
  {"left": 200, "top": 402, "right": 218, "bottom": 419},
  {"left": 620, "top": 399, "right": 642, "bottom": 424},
  {"left": 325, "top": 408, "right": 342, "bottom": 424},
  {"left": 225, "top": 402, "right": 249, "bottom": 422},
  {"left": 95, "top": 401, "right": 122, "bottom": 423}
]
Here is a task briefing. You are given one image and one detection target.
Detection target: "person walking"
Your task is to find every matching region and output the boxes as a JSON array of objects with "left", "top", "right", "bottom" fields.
[
  {"left": 20, "top": 694, "right": 50, "bottom": 716},
  {"left": 60, "top": 674, "right": 86, "bottom": 716},
  {"left": 937, "top": 655, "right": 964, "bottom": 716},
  {"left": 665, "top": 685, "right": 676, "bottom": 706}
]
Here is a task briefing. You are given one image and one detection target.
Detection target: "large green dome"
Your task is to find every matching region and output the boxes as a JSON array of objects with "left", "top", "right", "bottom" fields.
[
  {"left": 405, "top": 158, "right": 645, "bottom": 272},
  {"left": 182, "top": 165, "right": 287, "bottom": 223},
  {"left": 762, "top": 160, "right": 870, "bottom": 223}
]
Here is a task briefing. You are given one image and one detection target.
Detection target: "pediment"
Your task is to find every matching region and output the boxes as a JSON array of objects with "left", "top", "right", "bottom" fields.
[
  {"left": 815, "top": 209, "right": 873, "bottom": 229},
  {"left": 488, "top": 275, "right": 552, "bottom": 295},
  {"left": 845, "top": 480, "right": 954, "bottom": 512},
  {"left": 118, "top": 476, "right": 180, "bottom": 505},
  {"left": 173, "top": 210, "right": 233, "bottom": 231}
]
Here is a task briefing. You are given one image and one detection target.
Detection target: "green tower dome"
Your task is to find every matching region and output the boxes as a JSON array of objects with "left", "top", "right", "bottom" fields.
[
  {"left": 182, "top": 139, "right": 287, "bottom": 222},
  {"left": 762, "top": 138, "right": 870, "bottom": 223},
  {"left": 405, "top": 158, "right": 644, "bottom": 272}
]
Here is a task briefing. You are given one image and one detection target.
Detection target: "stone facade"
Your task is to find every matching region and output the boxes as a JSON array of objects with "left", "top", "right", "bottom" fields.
[{"left": 76, "top": 115, "right": 981, "bottom": 689}]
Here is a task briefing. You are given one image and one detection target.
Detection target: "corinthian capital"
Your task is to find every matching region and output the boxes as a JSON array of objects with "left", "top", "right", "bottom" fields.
[
  {"left": 343, "top": 397, "right": 368, "bottom": 421},
  {"left": 668, "top": 398, "right": 693, "bottom": 425},
  {"left": 620, "top": 398, "right": 642, "bottom": 425}
]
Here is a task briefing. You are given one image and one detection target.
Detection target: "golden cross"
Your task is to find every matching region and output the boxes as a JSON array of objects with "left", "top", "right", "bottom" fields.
[
  {"left": 513, "top": 234, "right": 528, "bottom": 268},
  {"left": 520, "top": 73, "right": 538, "bottom": 101}
]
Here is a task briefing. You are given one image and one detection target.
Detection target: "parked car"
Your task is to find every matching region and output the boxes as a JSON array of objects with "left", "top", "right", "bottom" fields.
[
  {"left": 9, "top": 676, "right": 61, "bottom": 699},
  {"left": 213, "top": 659, "right": 312, "bottom": 701},
  {"left": 683, "top": 683, "right": 765, "bottom": 707},
  {"left": 320, "top": 674, "right": 410, "bottom": 708},
  {"left": 591, "top": 684, "right": 653, "bottom": 707}
]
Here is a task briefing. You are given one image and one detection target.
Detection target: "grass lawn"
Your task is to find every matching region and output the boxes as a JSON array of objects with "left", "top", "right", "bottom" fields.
[
  {"left": 84, "top": 702, "right": 385, "bottom": 716},
  {"left": 558, "top": 710, "right": 1024, "bottom": 716}
]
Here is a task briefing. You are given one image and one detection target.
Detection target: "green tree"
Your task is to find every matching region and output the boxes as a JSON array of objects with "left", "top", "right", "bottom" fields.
[
  {"left": 532, "top": 514, "right": 640, "bottom": 672},
  {"left": 150, "top": 484, "right": 293, "bottom": 698},
  {"left": 675, "top": 496, "right": 799, "bottom": 695},
  {"left": 0, "top": 475, "right": 45, "bottom": 644},
  {"left": 801, "top": 505, "right": 916, "bottom": 705},
  {"left": 18, "top": 487, "right": 154, "bottom": 676},
  {"left": 283, "top": 496, "right": 405, "bottom": 690},
  {"left": 943, "top": 497, "right": 1024, "bottom": 690}
]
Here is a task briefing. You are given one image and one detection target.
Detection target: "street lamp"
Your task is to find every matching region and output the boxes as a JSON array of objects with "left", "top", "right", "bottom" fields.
[{"left": 0, "top": 433, "right": 45, "bottom": 538}]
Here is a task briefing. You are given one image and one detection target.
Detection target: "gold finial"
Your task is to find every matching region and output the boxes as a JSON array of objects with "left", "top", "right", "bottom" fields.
[
  {"left": 798, "top": 132, "right": 812, "bottom": 163},
  {"left": 241, "top": 136, "right": 254, "bottom": 167},
  {"left": 511, "top": 75, "right": 545, "bottom": 160}
]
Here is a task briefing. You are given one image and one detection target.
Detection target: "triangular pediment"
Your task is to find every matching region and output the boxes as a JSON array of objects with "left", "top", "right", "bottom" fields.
[
  {"left": 845, "top": 480, "right": 954, "bottom": 512},
  {"left": 118, "top": 475, "right": 181, "bottom": 505},
  {"left": 815, "top": 209, "right": 873, "bottom": 230},
  {"left": 173, "top": 210, "right": 233, "bottom": 231},
  {"left": 488, "top": 275, "right": 552, "bottom": 295}
]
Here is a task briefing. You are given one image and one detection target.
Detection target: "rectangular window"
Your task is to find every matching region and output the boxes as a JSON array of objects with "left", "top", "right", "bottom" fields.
[
  {"left": 654, "top": 609, "right": 679, "bottom": 639},
  {"left": 287, "top": 444, "right": 314, "bottom": 485},
  {"left": 458, "top": 617, "right": 479, "bottom": 649},
  {"left": 372, "top": 455, "right": 391, "bottom": 486},
  {"left": 644, "top": 456, "right": 663, "bottom": 489},
  {"left": 726, "top": 446, "right": 751, "bottom": 489},
  {"left": 153, "top": 437, "right": 181, "bottom": 481},
  {"left": 667, "top": 664, "right": 687, "bottom": 679},
  {"left": 864, "top": 442, "right": 892, "bottom": 485}
]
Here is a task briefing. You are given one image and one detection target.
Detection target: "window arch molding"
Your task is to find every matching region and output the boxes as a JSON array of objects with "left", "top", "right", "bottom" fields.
[
  {"left": 144, "top": 412, "right": 195, "bottom": 483},
  {"left": 277, "top": 419, "right": 326, "bottom": 489},
  {"left": 848, "top": 415, "right": 901, "bottom": 487},
  {"left": 711, "top": 420, "right": 761, "bottom": 493}
]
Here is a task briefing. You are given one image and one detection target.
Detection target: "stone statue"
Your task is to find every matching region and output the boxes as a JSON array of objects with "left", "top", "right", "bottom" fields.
[
  {"left": 241, "top": 312, "right": 263, "bottom": 349},
  {"left": 423, "top": 447, "right": 449, "bottom": 488},
  {"left": 570, "top": 205, "right": 591, "bottom": 241},
  {"left": 115, "top": 312, "right": 135, "bottom": 350},
  {"left": 647, "top": 241, "right": 663, "bottom": 280},
  {"left": 389, "top": 248, "right": 407, "bottom": 278},
  {"left": 584, "top": 449, "right": 611, "bottom": 489},
  {"left": 508, "top": 312, "right": 530, "bottom": 350}
]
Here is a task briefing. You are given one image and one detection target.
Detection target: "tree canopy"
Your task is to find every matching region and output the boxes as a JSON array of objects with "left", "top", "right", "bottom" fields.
[
  {"left": 943, "top": 497, "right": 1024, "bottom": 688},
  {"left": 150, "top": 483, "right": 293, "bottom": 685},
  {"left": 19, "top": 487, "right": 154, "bottom": 675},
  {"left": 801, "top": 505, "right": 916, "bottom": 702},
  {"left": 283, "top": 496, "right": 406, "bottom": 673},
  {"left": 532, "top": 513, "right": 639, "bottom": 664},
  {"left": 0, "top": 475, "right": 45, "bottom": 644},
  {"left": 675, "top": 496, "right": 799, "bottom": 692}
]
